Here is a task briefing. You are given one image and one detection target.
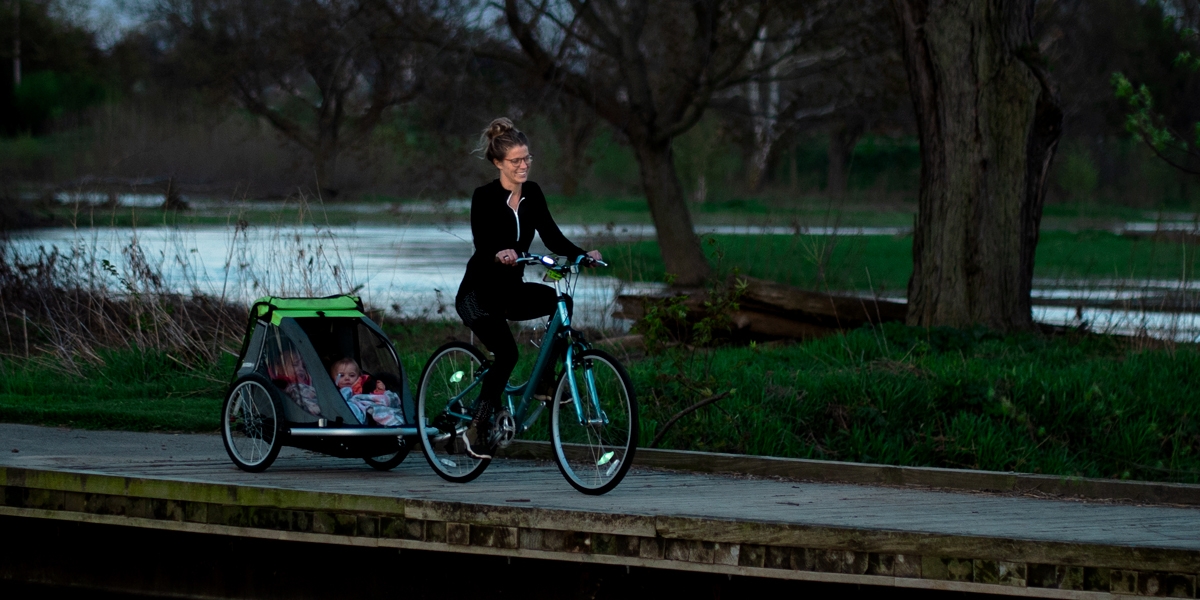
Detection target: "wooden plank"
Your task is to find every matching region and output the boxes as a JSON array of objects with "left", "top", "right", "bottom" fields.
[{"left": 4, "top": 423, "right": 1200, "bottom": 565}]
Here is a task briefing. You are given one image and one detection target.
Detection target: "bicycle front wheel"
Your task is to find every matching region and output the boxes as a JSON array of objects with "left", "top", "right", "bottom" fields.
[
  {"left": 417, "top": 341, "right": 490, "bottom": 483},
  {"left": 551, "top": 348, "right": 638, "bottom": 494}
]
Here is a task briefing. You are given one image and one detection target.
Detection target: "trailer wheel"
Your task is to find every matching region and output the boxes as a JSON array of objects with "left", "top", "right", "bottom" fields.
[{"left": 222, "top": 373, "right": 285, "bottom": 472}]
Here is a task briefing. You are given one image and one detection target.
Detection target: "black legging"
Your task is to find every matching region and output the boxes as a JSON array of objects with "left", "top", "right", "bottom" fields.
[{"left": 456, "top": 282, "right": 566, "bottom": 412}]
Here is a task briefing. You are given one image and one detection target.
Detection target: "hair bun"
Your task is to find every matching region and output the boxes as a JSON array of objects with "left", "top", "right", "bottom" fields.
[
  {"left": 476, "top": 117, "right": 529, "bottom": 162},
  {"left": 486, "top": 118, "right": 515, "bottom": 141}
]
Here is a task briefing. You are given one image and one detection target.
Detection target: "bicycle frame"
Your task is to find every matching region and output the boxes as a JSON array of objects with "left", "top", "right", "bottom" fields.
[{"left": 436, "top": 266, "right": 607, "bottom": 437}]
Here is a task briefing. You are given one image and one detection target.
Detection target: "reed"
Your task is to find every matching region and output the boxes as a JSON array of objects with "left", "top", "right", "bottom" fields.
[{"left": 0, "top": 192, "right": 363, "bottom": 376}]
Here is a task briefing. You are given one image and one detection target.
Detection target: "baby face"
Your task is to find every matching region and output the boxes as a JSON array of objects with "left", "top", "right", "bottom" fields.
[{"left": 333, "top": 367, "right": 360, "bottom": 388}]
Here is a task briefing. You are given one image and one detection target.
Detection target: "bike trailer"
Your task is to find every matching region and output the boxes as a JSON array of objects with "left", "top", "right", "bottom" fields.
[{"left": 222, "top": 294, "right": 418, "bottom": 472}]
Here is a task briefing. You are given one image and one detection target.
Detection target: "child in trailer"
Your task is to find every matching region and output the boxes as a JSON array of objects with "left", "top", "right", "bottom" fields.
[
  {"left": 330, "top": 357, "right": 365, "bottom": 398},
  {"left": 329, "top": 358, "right": 406, "bottom": 427},
  {"left": 269, "top": 350, "right": 321, "bottom": 416}
]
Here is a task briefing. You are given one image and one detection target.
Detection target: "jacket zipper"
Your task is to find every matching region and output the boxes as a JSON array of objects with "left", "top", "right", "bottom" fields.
[{"left": 510, "top": 195, "right": 524, "bottom": 240}]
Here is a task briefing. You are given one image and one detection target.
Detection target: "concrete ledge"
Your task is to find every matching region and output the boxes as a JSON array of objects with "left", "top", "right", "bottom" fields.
[
  {"left": 502, "top": 442, "right": 1200, "bottom": 506},
  {"left": 3, "top": 464, "right": 1198, "bottom": 600},
  {"left": 0, "top": 506, "right": 1125, "bottom": 600},
  {"left": 3, "top": 500, "right": 1194, "bottom": 599}
]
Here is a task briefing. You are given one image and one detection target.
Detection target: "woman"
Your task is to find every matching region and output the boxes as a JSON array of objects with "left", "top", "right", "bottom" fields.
[{"left": 455, "top": 118, "right": 602, "bottom": 459}]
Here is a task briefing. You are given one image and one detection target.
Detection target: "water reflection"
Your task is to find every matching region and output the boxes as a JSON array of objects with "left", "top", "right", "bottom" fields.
[
  {"left": 9, "top": 224, "right": 1199, "bottom": 341},
  {"left": 8, "top": 225, "right": 662, "bottom": 332}
]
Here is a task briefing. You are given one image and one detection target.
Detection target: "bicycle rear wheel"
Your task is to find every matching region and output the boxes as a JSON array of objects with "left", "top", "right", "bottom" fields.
[
  {"left": 550, "top": 348, "right": 637, "bottom": 494},
  {"left": 417, "top": 341, "right": 490, "bottom": 483}
]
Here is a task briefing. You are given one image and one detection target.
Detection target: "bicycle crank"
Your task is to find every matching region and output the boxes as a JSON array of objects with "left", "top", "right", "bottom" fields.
[{"left": 490, "top": 409, "right": 517, "bottom": 449}]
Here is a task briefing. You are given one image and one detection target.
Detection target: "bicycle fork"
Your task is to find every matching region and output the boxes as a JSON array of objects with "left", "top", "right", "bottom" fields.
[{"left": 564, "top": 343, "right": 608, "bottom": 427}]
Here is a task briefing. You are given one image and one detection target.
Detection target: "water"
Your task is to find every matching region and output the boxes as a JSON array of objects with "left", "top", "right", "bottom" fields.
[
  {"left": 1034, "top": 305, "right": 1200, "bottom": 341},
  {"left": 7, "top": 224, "right": 662, "bottom": 331},
  {"left": 9, "top": 224, "right": 1199, "bottom": 341}
]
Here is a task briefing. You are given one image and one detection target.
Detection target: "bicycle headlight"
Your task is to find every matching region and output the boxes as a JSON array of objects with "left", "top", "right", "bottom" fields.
[{"left": 540, "top": 255, "right": 556, "bottom": 266}]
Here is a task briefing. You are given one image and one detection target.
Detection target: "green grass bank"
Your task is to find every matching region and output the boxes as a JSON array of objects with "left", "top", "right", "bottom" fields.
[
  {"left": 630, "top": 325, "right": 1200, "bottom": 484},
  {"left": 2, "top": 322, "right": 1197, "bottom": 485},
  {"left": 603, "top": 230, "right": 1200, "bottom": 292}
]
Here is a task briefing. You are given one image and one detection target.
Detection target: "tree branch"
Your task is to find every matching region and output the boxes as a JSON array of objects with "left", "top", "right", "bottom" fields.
[
  {"left": 649, "top": 390, "right": 732, "bottom": 448},
  {"left": 502, "top": 0, "right": 630, "bottom": 126},
  {"left": 233, "top": 79, "right": 317, "bottom": 151}
]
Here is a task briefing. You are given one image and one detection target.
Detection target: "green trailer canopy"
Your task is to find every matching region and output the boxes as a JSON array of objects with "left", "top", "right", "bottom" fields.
[{"left": 252, "top": 295, "right": 366, "bottom": 325}]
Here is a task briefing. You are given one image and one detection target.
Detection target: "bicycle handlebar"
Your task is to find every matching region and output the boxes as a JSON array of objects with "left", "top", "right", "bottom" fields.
[{"left": 516, "top": 252, "right": 608, "bottom": 270}]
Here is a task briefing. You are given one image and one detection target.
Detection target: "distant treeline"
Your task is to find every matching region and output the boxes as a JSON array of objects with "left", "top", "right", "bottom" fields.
[{"left": 0, "top": 0, "right": 1197, "bottom": 207}]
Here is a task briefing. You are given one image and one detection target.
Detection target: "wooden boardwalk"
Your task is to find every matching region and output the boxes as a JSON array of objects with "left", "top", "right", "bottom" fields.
[{"left": 3, "top": 423, "right": 1199, "bottom": 598}]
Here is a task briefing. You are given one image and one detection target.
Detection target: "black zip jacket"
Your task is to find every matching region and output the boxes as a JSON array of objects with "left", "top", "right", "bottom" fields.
[{"left": 457, "top": 179, "right": 585, "bottom": 300}]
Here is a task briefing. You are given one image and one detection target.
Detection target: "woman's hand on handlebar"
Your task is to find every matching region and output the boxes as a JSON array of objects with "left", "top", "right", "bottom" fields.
[
  {"left": 579, "top": 250, "right": 607, "bottom": 267},
  {"left": 495, "top": 249, "right": 519, "bottom": 266}
]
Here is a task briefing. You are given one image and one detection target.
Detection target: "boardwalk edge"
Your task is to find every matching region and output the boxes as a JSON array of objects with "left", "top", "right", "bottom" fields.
[
  {"left": 2, "top": 465, "right": 1198, "bottom": 599},
  {"left": 500, "top": 442, "right": 1200, "bottom": 506}
]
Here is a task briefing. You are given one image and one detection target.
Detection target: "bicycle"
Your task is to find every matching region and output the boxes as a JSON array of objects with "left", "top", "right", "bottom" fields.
[{"left": 415, "top": 253, "right": 638, "bottom": 495}]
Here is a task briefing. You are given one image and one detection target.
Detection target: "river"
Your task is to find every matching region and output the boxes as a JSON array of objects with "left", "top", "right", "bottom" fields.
[{"left": 8, "top": 223, "right": 1199, "bottom": 341}]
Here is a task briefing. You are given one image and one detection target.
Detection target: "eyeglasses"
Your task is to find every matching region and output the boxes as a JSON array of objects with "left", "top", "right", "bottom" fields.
[{"left": 506, "top": 155, "right": 534, "bottom": 166}]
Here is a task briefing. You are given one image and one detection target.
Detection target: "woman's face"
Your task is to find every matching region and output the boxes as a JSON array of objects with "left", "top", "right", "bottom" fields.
[{"left": 494, "top": 145, "right": 532, "bottom": 187}]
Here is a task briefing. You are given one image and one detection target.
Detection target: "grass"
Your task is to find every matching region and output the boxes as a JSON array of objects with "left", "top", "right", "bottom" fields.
[
  {"left": 0, "top": 319, "right": 467, "bottom": 433},
  {"left": 628, "top": 324, "right": 1200, "bottom": 483},
  {"left": 601, "top": 230, "right": 1200, "bottom": 292},
  {"left": 0, "top": 350, "right": 233, "bottom": 431},
  {"left": 29, "top": 194, "right": 913, "bottom": 229},
  {"left": 15, "top": 193, "right": 1198, "bottom": 234},
  {"left": 2, "top": 320, "right": 1197, "bottom": 485}
]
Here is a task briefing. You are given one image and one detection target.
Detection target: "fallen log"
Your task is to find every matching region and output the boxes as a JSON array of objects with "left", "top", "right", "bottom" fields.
[{"left": 615, "top": 276, "right": 907, "bottom": 341}]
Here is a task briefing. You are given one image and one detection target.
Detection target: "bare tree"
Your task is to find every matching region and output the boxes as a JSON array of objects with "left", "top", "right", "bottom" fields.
[
  {"left": 551, "top": 93, "right": 598, "bottom": 197},
  {"left": 893, "top": 0, "right": 1061, "bottom": 330},
  {"left": 737, "top": 11, "right": 844, "bottom": 191},
  {"left": 450, "top": 0, "right": 802, "bottom": 286},
  {"left": 724, "top": 0, "right": 907, "bottom": 194},
  {"left": 161, "top": 0, "right": 424, "bottom": 192},
  {"left": 11, "top": 0, "right": 19, "bottom": 87}
]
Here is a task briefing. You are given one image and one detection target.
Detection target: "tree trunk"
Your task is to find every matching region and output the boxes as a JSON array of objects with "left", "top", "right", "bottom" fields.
[
  {"left": 313, "top": 141, "right": 339, "bottom": 196},
  {"left": 632, "top": 140, "right": 711, "bottom": 287},
  {"left": 894, "top": 0, "right": 1061, "bottom": 331},
  {"left": 12, "top": 0, "right": 19, "bottom": 87},
  {"left": 746, "top": 134, "right": 772, "bottom": 192},
  {"left": 746, "top": 75, "right": 781, "bottom": 192},
  {"left": 826, "top": 119, "right": 865, "bottom": 198},
  {"left": 561, "top": 153, "right": 583, "bottom": 197},
  {"left": 558, "top": 113, "right": 595, "bottom": 198}
]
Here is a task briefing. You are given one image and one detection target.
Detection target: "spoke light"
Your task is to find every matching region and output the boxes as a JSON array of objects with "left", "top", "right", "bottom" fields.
[{"left": 605, "top": 460, "right": 621, "bottom": 477}]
